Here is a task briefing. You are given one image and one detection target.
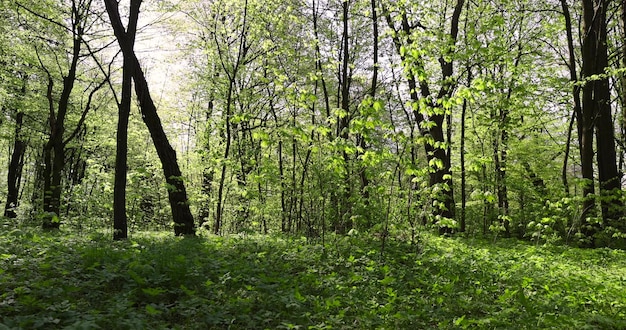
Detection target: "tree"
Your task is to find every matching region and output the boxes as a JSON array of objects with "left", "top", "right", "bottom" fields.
[
  {"left": 581, "top": 0, "right": 623, "bottom": 244},
  {"left": 104, "top": 0, "right": 195, "bottom": 236},
  {"left": 112, "top": 0, "right": 140, "bottom": 240},
  {"left": 16, "top": 0, "right": 106, "bottom": 229},
  {"left": 4, "top": 76, "right": 27, "bottom": 218},
  {"left": 383, "top": 0, "right": 464, "bottom": 232}
]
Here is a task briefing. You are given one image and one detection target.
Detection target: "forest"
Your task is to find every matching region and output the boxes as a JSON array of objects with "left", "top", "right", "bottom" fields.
[{"left": 1, "top": 0, "right": 626, "bottom": 328}]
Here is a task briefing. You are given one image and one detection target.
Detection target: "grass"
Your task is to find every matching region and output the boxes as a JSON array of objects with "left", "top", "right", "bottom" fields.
[{"left": 1, "top": 226, "right": 625, "bottom": 329}]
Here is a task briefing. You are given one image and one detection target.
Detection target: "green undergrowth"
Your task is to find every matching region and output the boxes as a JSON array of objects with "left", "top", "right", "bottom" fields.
[{"left": 1, "top": 227, "right": 625, "bottom": 329}]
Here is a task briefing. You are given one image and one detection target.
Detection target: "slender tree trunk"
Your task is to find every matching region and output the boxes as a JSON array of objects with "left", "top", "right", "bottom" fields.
[
  {"left": 460, "top": 67, "right": 471, "bottom": 232},
  {"left": 335, "top": 0, "right": 352, "bottom": 234},
  {"left": 113, "top": 0, "right": 139, "bottom": 240},
  {"left": 42, "top": 31, "right": 81, "bottom": 229},
  {"left": 5, "top": 110, "right": 26, "bottom": 218},
  {"left": 561, "top": 0, "right": 594, "bottom": 227},
  {"left": 199, "top": 98, "right": 215, "bottom": 228},
  {"left": 215, "top": 79, "right": 235, "bottom": 235},
  {"left": 104, "top": 0, "right": 195, "bottom": 236}
]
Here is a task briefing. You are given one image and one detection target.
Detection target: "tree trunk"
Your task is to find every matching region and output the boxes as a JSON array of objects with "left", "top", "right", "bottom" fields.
[
  {"left": 42, "top": 31, "right": 81, "bottom": 229},
  {"left": 113, "top": 0, "right": 139, "bottom": 240},
  {"left": 104, "top": 0, "right": 195, "bottom": 236},
  {"left": 562, "top": 0, "right": 595, "bottom": 233},
  {"left": 335, "top": 0, "right": 353, "bottom": 234},
  {"left": 581, "top": 0, "right": 622, "bottom": 243},
  {"left": 592, "top": 8, "right": 623, "bottom": 228},
  {"left": 5, "top": 111, "right": 26, "bottom": 218}
]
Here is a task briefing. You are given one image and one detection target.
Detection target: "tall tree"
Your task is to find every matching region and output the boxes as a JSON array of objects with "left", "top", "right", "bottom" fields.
[
  {"left": 112, "top": 0, "right": 140, "bottom": 240},
  {"left": 17, "top": 0, "right": 104, "bottom": 229},
  {"left": 581, "top": 0, "right": 623, "bottom": 242},
  {"left": 4, "top": 76, "right": 27, "bottom": 218},
  {"left": 383, "top": 0, "right": 464, "bottom": 232},
  {"left": 104, "top": 0, "right": 195, "bottom": 236}
]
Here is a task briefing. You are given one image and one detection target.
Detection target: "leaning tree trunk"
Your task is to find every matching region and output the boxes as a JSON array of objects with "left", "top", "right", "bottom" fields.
[{"left": 104, "top": 0, "right": 195, "bottom": 236}]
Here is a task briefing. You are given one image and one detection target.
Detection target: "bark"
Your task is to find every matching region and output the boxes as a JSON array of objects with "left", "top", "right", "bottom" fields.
[
  {"left": 214, "top": 80, "right": 234, "bottom": 235},
  {"left": 5, "top": 110, "right": 26, "bottom": 218},
  {"left": 561, "top": 0, "right": 594, "bottom": 223},
  {"left": 104, "top": 0, "right": 195, "bottom": 236},
  {"left": 113, "top": 0, "right": 140, "bottom": 241},
  {"left": 581, "top": 0, "right": 622, "bottom": 240},
  {"left": 210, "top": 0, "right": 251, "bottom": 235},
  {"left": 460, "top": 68, "right": 472, "bottom": 233}
]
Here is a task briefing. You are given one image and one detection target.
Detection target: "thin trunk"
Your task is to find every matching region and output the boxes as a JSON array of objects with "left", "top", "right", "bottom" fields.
[
  {"left": 460, "top": 68, "right": 470, "bottom": 232},
  {"left": 561, "top": 0, "right": 593, "bottom": 223},
  {"left": 336, "top": 0, "right": 352, "bottom": 234},
  {"left": 113, "top": 0, "right": 140, "bottom": 240},
  {"left": 290, "top": 110, "right": 297, "bottom": 233},
  {"left": 215, "top": 80, "right": 235, "bottom": 235},
  {"left": 356, "top": 0, "right": 378, "bottom": 212},
  {"left": 621, "top": 0, "right": 626, "bottom": 174},
  {"left": 42, "top": 18, "right": 82, "bottom": 229},
  {"left": 199, "top": 99, "right": 215, "bottom": 227}
]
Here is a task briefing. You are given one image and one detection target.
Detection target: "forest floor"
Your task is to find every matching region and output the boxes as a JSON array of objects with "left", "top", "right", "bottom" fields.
[{"left": 1, "top": 226, "right": 625, "bottom": 329}]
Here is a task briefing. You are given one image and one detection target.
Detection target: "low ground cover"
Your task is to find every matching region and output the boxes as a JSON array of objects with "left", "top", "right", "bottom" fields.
[{"left": 1, "top": 227, "right": 625, "bottom": 329}]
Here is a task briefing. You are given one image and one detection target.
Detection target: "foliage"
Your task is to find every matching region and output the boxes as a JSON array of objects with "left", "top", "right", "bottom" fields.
[{"left": 1, "top": 227, "right": 625, "bottom": 329}]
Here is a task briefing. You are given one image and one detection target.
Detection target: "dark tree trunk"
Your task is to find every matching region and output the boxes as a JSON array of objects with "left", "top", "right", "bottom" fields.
[
  {"left": 113, "top": 0, "right": 140, "bottom": 241},
  {"left": 335, "top": 0, "right": 353, "bottom": 234},
  {"left": 214, "top": 79, "right": 235, "bottom": 235},
  {"left": 198, "top": 166, "right": 214, "bottom": 227},
  {"left": 592, "top": 5, "right": 623, "bottom": 226},
  {"left": 42, "top": 30, "right": 81, "bottom": 229},
  {"left": 460, "top": 97, "right": 467, "bottom": 233},
  {"left": 581, "top": 0, "right": 622, "bottom": 242},
  {"left": 199, "top": 83, "right": 216, "bottom": 228},
  {"left": 104, "top": 0, "right": 195, "bottom": 236},
  {"left": 5, "top": 111, "right": 26, "bottom": 218},
  {"left": 561, "top": 0, "right": 595, "bottom": 233}
]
